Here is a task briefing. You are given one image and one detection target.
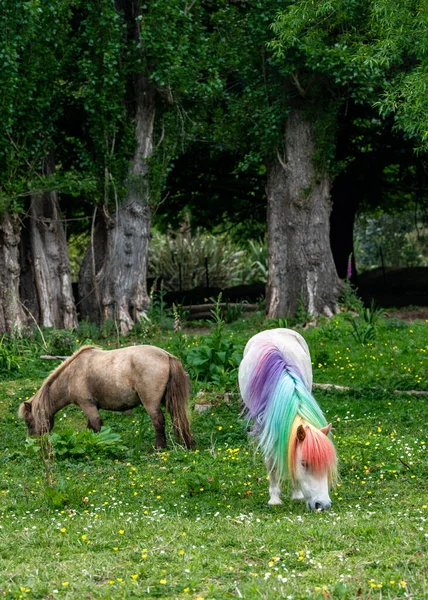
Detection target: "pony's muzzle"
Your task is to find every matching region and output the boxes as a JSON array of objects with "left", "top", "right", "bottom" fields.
[{"left": 313, "top": 500, "right": 331, "bottom": 511}]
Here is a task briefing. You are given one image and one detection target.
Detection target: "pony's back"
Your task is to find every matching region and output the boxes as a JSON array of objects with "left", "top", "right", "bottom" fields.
[{"left": 239, "top": 328, "right": 313, "bottom": 403}]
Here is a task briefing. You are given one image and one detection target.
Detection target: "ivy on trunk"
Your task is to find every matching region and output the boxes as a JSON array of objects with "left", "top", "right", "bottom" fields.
[{"left": 78, "top": 76, "right": 155, "bottom": 334}]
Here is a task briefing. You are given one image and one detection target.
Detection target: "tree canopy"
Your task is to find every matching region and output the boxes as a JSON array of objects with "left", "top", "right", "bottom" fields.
[{"left": 0, "top": 0, "right": 427, "bottom": 330}]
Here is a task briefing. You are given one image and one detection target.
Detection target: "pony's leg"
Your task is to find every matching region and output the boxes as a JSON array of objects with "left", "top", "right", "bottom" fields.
[
  {"left": 145, "top": 405, "right": 167, "bottom": 450},
  {"left": 292, "top": 488, "right": 305, "bottom": 500},
  {"left": 79, "top": 401, "right": 103, "bottom": 432},
  {"left": 266, "top": 458, "right": 282, "bottom": 505}
]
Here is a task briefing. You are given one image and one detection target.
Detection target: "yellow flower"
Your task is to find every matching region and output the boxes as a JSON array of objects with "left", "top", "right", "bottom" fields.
[
  {"left": 179, "top": 550, "right": 185, "bottom": 555},
  {"left": 62, "top": 582, "right": 69, "bottom": 587},
  {"left": 119, "top": 529, "right": 124, "bottom": 534},
  {"left": 131, "top": 574, "right": 138, "bottom": 580},
  {"left": 184, "top": 587, "right": 190, "bottom": 593},
  {"left": 160, "top": 579, "right": 167, "bottom": 585},
  {"left": 81, "top": 534, "right": 87, "bottom": 541},
  {"left": 60, "top": 527, "right": 67, "bottom": 533},
  {"left": 399, "top": 580, "right": 407, "bottom": 588}
]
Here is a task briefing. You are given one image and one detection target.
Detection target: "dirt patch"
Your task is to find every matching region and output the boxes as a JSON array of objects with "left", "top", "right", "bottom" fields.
[{"left": 384, "top": 308, "right": 428, "bottom": 322}]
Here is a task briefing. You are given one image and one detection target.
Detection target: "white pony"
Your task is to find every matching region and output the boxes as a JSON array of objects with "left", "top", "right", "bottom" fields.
[{"left": 239, "top": 328, "right": 337, "bottom": 511}]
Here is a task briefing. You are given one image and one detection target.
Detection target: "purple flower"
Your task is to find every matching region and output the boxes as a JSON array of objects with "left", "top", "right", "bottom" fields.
[{"left": 347, "top": 253, "right": 353, "bottom": 280}]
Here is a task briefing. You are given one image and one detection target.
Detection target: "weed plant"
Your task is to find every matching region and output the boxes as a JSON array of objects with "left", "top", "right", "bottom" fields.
[
  {"left": 184, "top": 295, "right": 243, "bottom": 389},
  {"left": 345, "top": 300, "right": 385, "bottom": 345},
  {"left": 0, "top": 310, "right": 426, "bottom": 599}
]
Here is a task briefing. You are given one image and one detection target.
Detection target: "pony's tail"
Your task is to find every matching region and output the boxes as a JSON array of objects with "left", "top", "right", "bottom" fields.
[{"left": 165, "top": 356, "right": 195, "bottom": 449}]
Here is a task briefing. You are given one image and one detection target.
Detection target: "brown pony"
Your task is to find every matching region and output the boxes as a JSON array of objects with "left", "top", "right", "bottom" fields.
[{"left": 18, "top": 345, "right": 195, "bottom": 449}]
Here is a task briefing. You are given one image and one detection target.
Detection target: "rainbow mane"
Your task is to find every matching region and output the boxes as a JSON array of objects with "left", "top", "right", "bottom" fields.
[{"left": 240, "top": 335, "right": 337, "bottom": 484}]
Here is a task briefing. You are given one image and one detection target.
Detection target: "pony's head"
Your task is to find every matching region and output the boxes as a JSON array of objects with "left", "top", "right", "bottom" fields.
[
  {"left": 18, "top": 398, "right": 54, "bottom": 436},
  {"left": 289, "top": 420, "right": 337, "bottom": 511}
]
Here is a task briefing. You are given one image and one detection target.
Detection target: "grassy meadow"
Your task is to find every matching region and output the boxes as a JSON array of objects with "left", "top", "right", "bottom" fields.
[{"left": 0, "top": 304, "right": 427, "bottom": 600}]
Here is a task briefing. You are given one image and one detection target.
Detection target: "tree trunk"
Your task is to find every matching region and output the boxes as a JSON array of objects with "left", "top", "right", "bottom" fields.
[
  {"left": 0, "top": 212, "right": 27, "bottom": 333},
  {"left": 19, "top": 162, "right": 78, "bottom": 330},
  {"left": 78, "top": 75, "right": 155, "bottom": 335},
  {"left": 266, "top": 111, "right": 341, "bottom": 319}
]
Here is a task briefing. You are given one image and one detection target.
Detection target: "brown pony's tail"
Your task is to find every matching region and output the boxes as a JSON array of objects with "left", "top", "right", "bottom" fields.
[{"left": 165, "top": 356, "right": 195, "bottom": 449}]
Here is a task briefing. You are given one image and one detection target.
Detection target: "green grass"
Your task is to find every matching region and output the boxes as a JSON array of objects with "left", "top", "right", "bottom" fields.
[{"left": 0, "top": 312, "right": 427, "bottom": 599}]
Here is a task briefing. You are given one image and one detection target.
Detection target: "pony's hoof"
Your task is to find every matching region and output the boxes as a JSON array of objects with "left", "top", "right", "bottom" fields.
[{"left": 268, "top": 497, "right": 282, "bottom": 506}]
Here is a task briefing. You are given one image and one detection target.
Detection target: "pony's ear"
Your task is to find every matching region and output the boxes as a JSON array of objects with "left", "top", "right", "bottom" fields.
[
  {"left": 296, "top": 424, "right": 306, "bottom": 442},
  {"left": 18, "top": 401, "right": 32, "bottom": 420},
  {"left": 320, "top": 423, "right": 332, "bottom": 436}
]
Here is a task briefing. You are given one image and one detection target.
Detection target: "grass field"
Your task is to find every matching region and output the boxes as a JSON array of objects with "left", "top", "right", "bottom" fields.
[{"left": 0, "top": 308, "right": 426, "bottom": 599}]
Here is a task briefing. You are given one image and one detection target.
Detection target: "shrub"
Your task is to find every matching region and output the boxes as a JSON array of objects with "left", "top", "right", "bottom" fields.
[
  {"left": 26, "top": 426, "right": 128, "bottom": 460},
  {"left": 184, "top": 295, "right": 242, "bottom": 387},
  {"left": 148, "top": 229, "right": 268, "bottom": 291},
  {"left": 46, "top": 329, "right": 77, "bottom": 356}
]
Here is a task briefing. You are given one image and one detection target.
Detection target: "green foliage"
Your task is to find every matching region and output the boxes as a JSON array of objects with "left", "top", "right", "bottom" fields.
[
  {"left": 26, "top": 426, "right": 128, "bottom": 460},
  {"left": 244, "top": 239, "right": 268, "bottom": 285},
  {"left": 0, "top": 332, "right": 45, "bottom": 379},
  {"left": 184, "top": 295, "right": 242, "bottom": 387},
  {"left": 99, "top": 319, "right": 118, "bottom": 341},
  {"left": 339, "top": 280, "right": 364, "bottom": 313},
  {"left": 147, "top": 283, "right": 173, "bottom": 330},
  {"left": 0, "top": 0, "right": 76, "bottom": 206},
  {"left": 76, "top": 318, "right": 101, "bottom": 343},
  {"left": 355, "top": 211, "right": 428, "bottom": 270},
  {"left": 265, "top": 317, "right": 289, "bottom": 330},
  {"left": 148, "top": 230, "right": 268, "bottom": 291},
  {"left": 69, "top": 0, "right": 131, "bottom": 205},
  {"left": 295, "top": 294, "right": 313, "bottom": 327},
  {"left": 148, "top": 229, "right": 243, "bottom": 291},
  {"left": 271, "top": 0, "right": 428, "bottom": 154},
  {"left": 0, "top": 335, "right": 22, "bottom": 377},
  {"left": 68, "top": 231, "right": 91, "bottom": 281},
  {"left": 45, "top": 329, "right": 77, "bottom": 356},
  {"left": 346, "top": 300, "right": 385, "bottom": 345},
  {"left": 221, "top": 300, "right": 246, "bottom": 324}
]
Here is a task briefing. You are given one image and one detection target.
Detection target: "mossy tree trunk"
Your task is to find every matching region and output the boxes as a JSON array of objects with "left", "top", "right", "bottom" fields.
[
  {"left": 0, "top": 212, "right": 26, "bottom": 333},
  {"left": 266, "top": 111, "right": 341, "bottom": 319},
  {"left": 19, "top": 155, "right": 77, "bottom": 329},
  {"left": 78, "top": 75, "right": 155, "bottom": 335}
]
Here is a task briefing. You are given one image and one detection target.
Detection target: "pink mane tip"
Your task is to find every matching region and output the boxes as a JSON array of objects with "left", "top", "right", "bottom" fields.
[{"left": 289, "top": 420, "right": 337, "bottom": 485}]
